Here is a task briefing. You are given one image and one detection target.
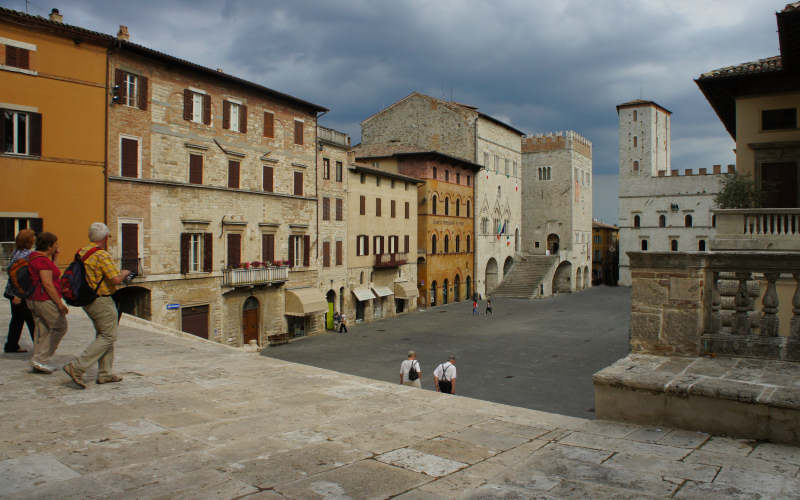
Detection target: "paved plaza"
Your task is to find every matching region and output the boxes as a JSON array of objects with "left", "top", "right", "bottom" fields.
[{"left": 264, "top": 286, "right": 631, "bottom": 418}]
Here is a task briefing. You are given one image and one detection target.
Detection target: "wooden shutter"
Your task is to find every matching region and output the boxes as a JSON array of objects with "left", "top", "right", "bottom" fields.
[
  {"left": 359, "top": 196, "right": 365, "bottom": 215},
  {"left": 288, "top": 236, "right": 295, "bottom": 267},
  {"left": 228, "top": 160, "right": 240, "bottom": 189},
  {"left": 227, "top": 233, "right": 241, "bottom": 268},
  {"left": 303, "top": 235, "right": 310, "bottom": 267},
  {"left": 189, "top": 154, "right": 203, "bottom": 184},
  {"left": 114, "top": 69, "right": 125, "bottom": 104},
  {"left": 183, "top": 89, "right": 192, "bottom": 121},
  {"left": 202, "top": 94, "right": 211, "bottom": 125},
  {"left": 239, "top": 104, "right": 248, "bottom": 133},
  {"left": 121, "top": 223, "right": 139, "bottom": 273},
  {"left": 323, "top": 241, "right": 330, "bottom": 267},
  {"left": 336, "top": 240, "right": 342, "bottom": 265},
  {"left": 138, "top": 76, "right": 148, "bottom": 110},
  {"left": 373, "top": 236, "right": 379, "bottom": 255},
  {"left": 263, "top": 112, "right": 274, "bottom": 137},
  {"left": 17, "top": 47, "right": 29, "bottom": 69},
  {"left": 336, "top": 198, "right": 343, "bottom": 221},
  {"left": 121, "top": 138, "right": 138, "bottom": 177},
  {"left": 0, "top": 108, "right": 5, "bottom": 152},
  {"left": 294, "top": 120, "right": 303, "bottom": 145},
  {"left": 322, "top": 197, "right": 330, "bottom": 221},
  {"left": 293, "top": 171, "right": 303, "bottom": 196},
  {"left": 180, "top": 233, "right": 190, "bottom": 274},
  {"left": 391, "top": 200, "right": 396, "bottom": 218},
  {"left": 6, "top": 45, "right": 17, "bottom": 67},
  {"left": 364, "top": 235, "right": 369, "bottom": 256},
  {"left": 262, "top": 233, "right": 274, "bottom": 264},
  {"left": 376, "top": 198, "right": 381, "bottom": 217},
  {"left": 203, "top": 233, "right": 213, "bottom": 272},
  {"left": 263, "top": 165, "right": 273, "bottom": 192},
  {"left": 222, "top": 100, "right": 230, "bottom": 129},
  {"left": 405, "top": 202, "right": 409, "bottom": 219},
  {"left": 28, "top": 113, "right": 41, "bottom": 156},
  {"left": 404, "top": 235, "right": 409, "bottom": 254}
]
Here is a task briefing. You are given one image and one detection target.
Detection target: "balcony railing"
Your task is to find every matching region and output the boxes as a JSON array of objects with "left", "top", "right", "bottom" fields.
[
  {"left": 713, "top": 209, "right": 800, "bottom": 251},
  {"left": 222, "top": 265, "right": 288, "bottom": 287},
  {"left": 374, "top": 253, "right": 407, "bottom": 268},
  {"left": 317, "top": 127, "right": 350, "bottom": 147}
]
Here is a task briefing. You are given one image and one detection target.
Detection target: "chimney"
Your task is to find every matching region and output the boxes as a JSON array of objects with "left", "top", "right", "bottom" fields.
[
  {"left": 699, "top": 168, "right": 707, "bottom": 175},
  {"left": 713, "top": 164, "right": 721, "bottom": 174},
  {"left": 117, "top": 25, "right": 130, "bottom": 41},
  {"left": 49, "top": 8, "right": 63, "bottom": 23}
]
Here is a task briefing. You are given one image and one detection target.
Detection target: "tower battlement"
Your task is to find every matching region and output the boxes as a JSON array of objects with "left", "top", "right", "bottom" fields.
[{"left": 522, "top": 130, "right": 592, "bottom": 158}]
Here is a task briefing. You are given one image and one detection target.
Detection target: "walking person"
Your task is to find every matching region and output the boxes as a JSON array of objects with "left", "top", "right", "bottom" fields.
[
  {"left": 485, "top": 298, "right": 493, "bottom": 317},
  {"left": 338, "top": 313, "right": 348, "bottom": 333},
  {"left": 472, "top": 299, "right": 478, "bottom": 316},
  {"left": 400, "top": 350, "right": 422, "bottom": 388},
  {"left": 433, "top": 355, "right": 457, "bottom": 394},
  {"left": 63, "top": 223, "right": 130, "bottom": 389},
  {"left": 4, "top": 229, "right": 36, "bottom": 353},
  {"left": 26, "top": 232, "right": 69, "bottom": 373}
]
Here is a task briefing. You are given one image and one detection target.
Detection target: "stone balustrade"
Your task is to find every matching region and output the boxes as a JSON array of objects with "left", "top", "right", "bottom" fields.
[
  {"left": 221, "top": 265, "right": 288, "bottom": 287},
  {"left": 713, "top": 208, "right": 800, "bottom": 251}
]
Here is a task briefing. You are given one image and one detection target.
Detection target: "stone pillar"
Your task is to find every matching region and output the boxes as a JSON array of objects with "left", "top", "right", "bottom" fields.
[
  {"left": 734, "top": 272, "right": 752, "bottom": 335},
  {"left": 791, "top": 272, "right": 800, "bottom": 338},
  {"left": 760, "top": 272, "right": 780, "bottom": 337}
]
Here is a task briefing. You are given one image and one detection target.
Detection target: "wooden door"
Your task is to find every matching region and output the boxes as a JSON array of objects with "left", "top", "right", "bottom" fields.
[
  {"left": 242, "top": 297, "right": 259, "bottom": 346},
  {"left": 181, "top": 305, "right": 209, "bottom": 339},
  {"left": 227, "top": 233, "right": 241, "bottom": 268},
  {"left": 762, "top": 162, "right": 798, "bottom": 208}
]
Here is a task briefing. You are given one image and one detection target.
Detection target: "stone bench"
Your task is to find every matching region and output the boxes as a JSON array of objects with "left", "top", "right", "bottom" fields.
[{"left": 594, "top": 354, "right": 800, "bottom": 445}]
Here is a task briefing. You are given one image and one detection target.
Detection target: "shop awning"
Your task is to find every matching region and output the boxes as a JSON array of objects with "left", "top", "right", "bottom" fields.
[
  {"left": 393, "top": 281, "right": 419, "bottom": 299},
  {"left": 285, "top": 288, "right": 327, "bottom": 316},
  {"left": 352, "top": 287, "right": 373, "bottom": 302},
  {"left": 372, "top": 286, "right": 394, "bottom": 298}
]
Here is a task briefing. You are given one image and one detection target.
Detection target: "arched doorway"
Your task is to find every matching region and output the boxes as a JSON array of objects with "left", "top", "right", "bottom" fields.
[
  {"left": 547, "top": 234, "right": 560, "bottom": 255},
  {"left": 443, "top": 279, "right": 449, "bottom": 304},
  {"left": 112, "top": 286, "right": 151, "bottom": 320},
  {"left": 454, "top": 275, "right": 461, "bottom": 302},
  {"left": 485, "top": 258, "right": 499, "bottom": 294},
  {"left": 503, "top": 256, "right": 513, "bottom": 277},
  {"left": 326, "top": 290, "right": 336, "bottom": 330},
  {"left": 242, "top": 296, "right": 259, "bottom": 346},
  {"left": 466, "top": 276, "right": 472, "bottom": 300},
  {"left": 576, "top": 268, "right": 583, "bottom": 290},
  {"left": 552, "top": 261, "right": 573, "bottom": 293},
  {"left": 430, "top": 281, "right": 437, "bottom": 307},
  {"left": 583, "top": 266, "right": 590, "bottom": 289}
]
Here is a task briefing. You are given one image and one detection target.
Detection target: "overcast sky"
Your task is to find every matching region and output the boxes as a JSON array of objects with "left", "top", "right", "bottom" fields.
[{"left": 5, "top": 0, "right": 788, "bottom": 223}]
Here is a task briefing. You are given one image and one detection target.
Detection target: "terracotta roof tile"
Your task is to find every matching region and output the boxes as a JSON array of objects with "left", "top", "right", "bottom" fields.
[{"left": 698, "top": 56, "right": 783, "bottom": 80}]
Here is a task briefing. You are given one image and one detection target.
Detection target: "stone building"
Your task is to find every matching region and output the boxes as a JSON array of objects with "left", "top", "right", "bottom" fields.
[
  {"left": 520, "top": 131, "right": 593, "bottom": 294},
  {"left": 346, "top": 156, "right": 420, "bottom": 323},
  {"left": 354, "top": 145, "right": 479, "bottom": 307},
  {"left": 105, "top": 26, "right": 329, "bottom": 345},
  {"left": 592, "top": 220, "right": 618, "bottom": 286},
  {"left": 616, "top": 100, "right": 727, "bottom": 286},
  {"left": 360, "top": 92, "right": 523, "bottom": 297}
]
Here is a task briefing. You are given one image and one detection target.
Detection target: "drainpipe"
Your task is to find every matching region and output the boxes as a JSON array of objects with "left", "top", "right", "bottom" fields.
[
  {"left": 103, "top": 47, "right": 110, "bottom": 225},
  {"left": 473, "top": 118, "right": 479, "bottom": 299},
  {"left": 315, "top": 110, "right": 327, "bottom": 270}
]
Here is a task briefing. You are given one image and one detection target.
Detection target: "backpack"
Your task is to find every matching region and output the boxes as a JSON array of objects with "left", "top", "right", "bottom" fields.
[
  {"left": 408, "top": 360, "right": 419, "bottom": 381},
  {"left": 60, "top": 247, "right": 104, "bottom": 307},
  {"left": 6, "top": 256, "right": 37, "bottom": 299}
]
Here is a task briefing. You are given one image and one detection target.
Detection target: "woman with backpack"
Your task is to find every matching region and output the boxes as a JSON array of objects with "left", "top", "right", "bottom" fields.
[
  {"left": 26, "top": 232, "right": 69, "bottom": 373},
  {"left": 4, "top": 229, "right": 36, "bottom": 353}
]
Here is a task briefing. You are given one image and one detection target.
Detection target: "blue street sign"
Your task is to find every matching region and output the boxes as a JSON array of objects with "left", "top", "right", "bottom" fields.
[{"left": 166, "top": 303, "right": 180, "bottom": 310}]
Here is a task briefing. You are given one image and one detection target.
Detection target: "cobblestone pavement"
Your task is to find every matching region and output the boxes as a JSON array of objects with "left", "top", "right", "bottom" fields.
[
  {"left": 264, "top": 286, "right": 631, "bottom": 418},
  {"left": 2, "top": 305, "right": 800, "bottom": 498}
]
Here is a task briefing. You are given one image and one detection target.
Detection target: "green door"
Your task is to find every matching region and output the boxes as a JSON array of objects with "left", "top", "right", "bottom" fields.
[{"left": 327, "top": 302, "right": 334, "bottom": 330}]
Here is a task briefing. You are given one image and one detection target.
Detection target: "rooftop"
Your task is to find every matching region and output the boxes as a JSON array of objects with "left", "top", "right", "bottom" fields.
[{"left": 698, "top": 56, "right": 783, "bottom": 80}]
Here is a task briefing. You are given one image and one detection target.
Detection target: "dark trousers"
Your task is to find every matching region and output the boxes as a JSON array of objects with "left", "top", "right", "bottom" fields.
[
  {"left": 339, "top": 323, "right": 347, "bottom": 333},
  {"left": 438, "top": 380, "right": 453, "bottom": 394},
  {"left": 5, "top": 298, "right": 35, "bottom": 352}
]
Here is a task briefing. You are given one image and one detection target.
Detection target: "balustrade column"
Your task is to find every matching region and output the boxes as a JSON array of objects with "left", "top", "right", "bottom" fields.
[
  {"left": 734, "top": 272, "right": 752, "bottom": 335},
  {"left": 791, "top": 272, "right": 800, "bottom": 338},
  {"left": 708, "top": 271, "right": 721, "bottom": 334},
  {"left": 760, "top": 272, "right": 780, "bottom": 337}
]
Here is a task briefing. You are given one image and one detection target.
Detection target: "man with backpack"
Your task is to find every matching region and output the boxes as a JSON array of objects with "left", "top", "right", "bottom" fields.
[
  {"left": 433, "top": 355, "right": 457, "bottom": 394},
  {"left": 63, "top": 223, "right": 130, "bottom": 389},
  {"left": 400, "top": 350, "right": 422, "bottom": 388}
]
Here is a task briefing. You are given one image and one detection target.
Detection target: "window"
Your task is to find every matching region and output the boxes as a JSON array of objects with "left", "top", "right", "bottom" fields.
[
  {"left": 189, "top": 154, "right": 203, "bottom": 184},
  {"left": 223, "top": 100, "right": 247, "bottom": 133},
  {"left": 633, "top": 136, "right": 638, "bottom": 147},
  {"left": 323, "top": 241, "right": 330, "bottom": 268},
  {"left": 293, "top": 171, "right": 303, "bottom": 196},
  {"left": 323, "top": 158, "right": 330, "bottom": 180},
  {"left": 376, "top": 198, "right": 382, "bottom": 217},
  {"left": 405, "top": 201, "right": 410, "bottom": 219},
  {"left": 263, "top": 111, "right": 274, "bottom": 138},
  {"left": 262, "top": 233, "right": 275, "bottom": 264},
  {"left": 494, "top": 155, "right": 499, "bottom": 172},
  {"left": 4, "top": 44, "right": 30, "bottom": 69},
  {"left": 467, "top": 175, "right": 470, "bottom": 186},
  {"left": 120, "top": 136, "right": 139, "bottom": 178},
  {"left": 455, "top": 235, "right": 460, "bottom": 252},
  {"left": 633, "top": 161, "right": 639, "bottom": 172},
  {"left": 698, "top": 240, "right": 706, "bottom": 251},
  {"left": 659, "top": 214, "right": 666, "bottom": 228},
  {"left": 288, "top": 234, "right": 309, "bottom": 267},
  {"left": 466, "top": 200, "right": 470, "bottom": 217},
  {"left": 466, "top": 234, "right": 470, "bottom": 253},
  {"left": 633, "top": 110, "right": 637, "bottom": 121},
  {"left": 456, "top": 200, "right": 460, "bottom": 217},
  {"left": 641, "top": 240, "right": 648, "bottom": 251},
  {"left": 335, "top": 161, "right": 343, "bottom": 182},
  {"left": 263, "top": 165, "right": 274, "bottom": 192},
  {"left": 456, "top": 173, "right": 460, "bottom": 184},
  {"left": 538, "top": 167, "right": 542, "bottom": 180},
  {"left": 226, "top": 233, "right": 242, "bottom": 268},
  {"left": 388, "top": 235, "right": 397, "bottom": 254},
  {"left": 633, "top": 215, "right": 640, "bottom": 228},
  {"left": 115, "top": 70, "right": 147, "bottom": 110},
  {"left": 481, "top": 218, "right": 489, "bottom": 234},
  {"left": 432, "top": 195, "right": 437, "bottom": 215},
  {"left": 1, "top": 217, "right": 42, "bottom": 246},
  {"left": 356, "top": 235, "right": 369, "bottom": 256},
  {"left": 391, "top": 200, "right": 396, "bottom": 218},
  {"left": 685, "top": 214, "right": 693, "bottom": 227},
  {"left": 183, "top": 89, "right": 210, "bottom": 124},
  {"left": 335, "top": 198, "right": 343, "bottom": 221},
  {"left": 445, "top": 170, "right": 450, "bottom": 182},
  {"left": 294, "top": 120, "right": 304, "bottom": 145},
  {"left": 228, "top": 160, "right": 240, "bottom": 189},
  {"left": 712, "top": 215, "right": 716, "bottom": 228},
  {"left": 2, "top": 109, "right": 41, "bottom": 156},
  {"left": 505, "top": 159, "right": 510, "bottom": 175},
  {"left": 483, "top": 152, "right": 489, "bottom": 167},
  {"left": 404, "top": 235, "right": 409, "bottom": 253},
  {"left": 124, "top": 73, "right": 138, "bottom": 107},
  {"left": 376, "top": 176, "right": 380, "bottom": 187},
  {"left": 360, "top": 195, "right": 366, "bottom": 215},
  {"left": 445, "top": 197, "right": 449, "bottom": 215},
  {"left": 431, "top": 234, "right": 437, "bottom": 254},
  {"left": 671, "top": 239, "right": 678, "bottom": 252},
  {"left": 513, "top": 161, "right": 518, "bottom": 177},
  {"left": 336, "top": 240, "right": 343, "bottom": 265},
  {"left": 180, "top": 233, "right": 212, "bottom": 273},
  {"left": 322, "top": 197, "right": 330, "bottom": 221},
  {"left": 373, "top": 235, "right": 384, "bottom": 255},
  {"left": 762, "top": 108, "right": 797, "bottom": 130},
  {"left": 192, "top": 93, "right": 203, "bottom": 122},
  {"left": 432, "top": 167, "right": 437, "bottom": 179},
  {"left": 444, "top": 235, "right": 449, "bottom": 253}
]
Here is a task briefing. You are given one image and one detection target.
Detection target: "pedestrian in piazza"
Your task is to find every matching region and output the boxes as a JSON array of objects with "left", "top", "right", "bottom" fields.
[
  {"left": 485, "top": 298, "right": 493, "bottom": 317},
  {"left": 400, "top": 350, "right": 422, "bottom": 388},
  {"left": 433, "top": 355, "right": 457, "bottom": 394},
  {"left": 338, "top": 313, "right": 348, "bottom": 333},
  {"left": 472, "top": 299, "right": 478, "bottom": 316},
  {"left": 4, "top": 229, "right": 36, "bottom": 353}
]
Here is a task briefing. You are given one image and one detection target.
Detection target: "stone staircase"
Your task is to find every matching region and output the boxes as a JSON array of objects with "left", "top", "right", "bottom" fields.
[{"left": 492, "top": 254, "right": 558, "bottom": 298}]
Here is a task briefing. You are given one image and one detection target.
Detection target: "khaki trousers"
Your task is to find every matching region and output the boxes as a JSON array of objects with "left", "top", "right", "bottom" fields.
[
  {"left": 403, "top": 379, "right": 422, "bottom": 388},
  {"left": 27, "top": 299, "right": 67, "bottom": 365},
  {"left": 73, "top": 296, "right": 117, "bottom": 378}
]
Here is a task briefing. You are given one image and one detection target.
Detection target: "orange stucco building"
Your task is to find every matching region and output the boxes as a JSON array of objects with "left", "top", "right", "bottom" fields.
[{"left": 0, "top": 8, "right": 107, "bottom": 266}]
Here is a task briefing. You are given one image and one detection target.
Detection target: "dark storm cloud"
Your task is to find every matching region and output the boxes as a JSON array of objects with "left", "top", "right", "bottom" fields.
[{"left": 7, "top": 0, "right": 786, "bottom": 222}]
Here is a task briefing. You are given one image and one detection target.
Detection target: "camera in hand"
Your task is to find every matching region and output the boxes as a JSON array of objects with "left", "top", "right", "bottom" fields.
[{"left": 123, "top": 271, "right": 138, "bottom": 284}]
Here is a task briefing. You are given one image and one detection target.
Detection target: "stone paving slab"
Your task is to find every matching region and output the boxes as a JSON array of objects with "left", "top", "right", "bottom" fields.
[{"left": 2, "top": 309, "right": 800, "bottom": 498}]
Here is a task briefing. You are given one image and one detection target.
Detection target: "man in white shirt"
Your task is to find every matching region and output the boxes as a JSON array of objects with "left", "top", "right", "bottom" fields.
[
  {"left": 434, "top": 354, "right": 457, "bottom": 394},
  {"left": 400, "top": 350, "right": 422, "bottom": 388}
]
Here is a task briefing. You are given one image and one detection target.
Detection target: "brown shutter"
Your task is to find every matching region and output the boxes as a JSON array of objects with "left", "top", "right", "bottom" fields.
[
  {"left": 336, "top": 198, "right": 343, "bottom": 221},
  {"left": 121, "top": 138, "right": 138, "bottom": 177},
  {"left": 0, "top": 108, "right": 5, "bottom": 151},
  {"left": 359, "top": 196, "right": 365, "bottom": 215},
  {"left": 228, "top": 160, "right": 240, "bottom": 189},
  {"left": 28, "top": 113, "right": 41, "bottom": 156},
  {"left": 376, "top": 198, "right": 381, "bottom": 217},
  {"left": 364, "top": 235, "right": 369, "bottom": 256},
  {"left": 322, "top": 197, "right": 330, "bottom": 221},
  {"left": 405, "top": 202, "right": 410, "bottom": 219},
  {"left": 404, "top": 235, "right": 409, "bottom": 253},
  {"left": 189, "top": 154, "right": 203, "bottom": 184},
  {"left": 262, "top": 233, "right": 274, "bottom": 264},
  {"left": 121, "top": 223, "right": 139, "bottom": 273},
  {"left": 180, "top": 233, "right": 190, "bottom": 274},
  {"left": 303, "top": 235, "right": 310, "bottom": 267},
  {"left": 202, "top": 94, "right": 211, "bottom": 125},
  {"left": 293, "top": 171, "right": 303, "bottom": 196},
  {"left": 323, "top": 241, "right": 330, "bottom": 267},
  {"left": 203, "top": 233, "right": 213, "bottom": 272},
  {"left": 294, "top": 120, "right": 303, "bottom": 145},
  {"left": 336, "top": 240, "right": 342, "bottom": 265},
  {"left": 239, "top": 104, "right": 247, "bottom": 133},
  {"left": 183, "top": 89, "right": 192, "bottom": 121},
  {"left": 138, "top": 76, "right": 148, "bottom": 110},
  {"left": 263, "top": 165, "right": 273, "bottom": 192},
  {"left": 288, "top": 236, "right": 295, "bottom": 267},
  {"left": 391, "top": 200, "right": 396, "bottom": 218},
  {"left": 263, "top": 112, "right": 274, "bottom": 137},
  {"left": 222, "top": 100, "right": 230, "bottom": 129},
  {"left": 227, "top": 233, "right": 241, "bottom": 268},
  {"left": 5, "top": 46, "right": 17, "bottom": 67},
  {"left": 17, "top": 48, "right": 29, "bottom": 69}
]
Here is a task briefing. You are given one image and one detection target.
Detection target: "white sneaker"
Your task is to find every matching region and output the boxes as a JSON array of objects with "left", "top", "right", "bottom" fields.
[{"left": 32, "top": 361, "right": 55, "bottom": 374}]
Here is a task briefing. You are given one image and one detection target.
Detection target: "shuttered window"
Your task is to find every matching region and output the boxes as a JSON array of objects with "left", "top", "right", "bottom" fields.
[
  {"left": 359, "top": 196, "right": 365, "bottom": 215},
  {"left": 335, "top": 198, "right": 343, "bottom": 221},
  {"left": 376, "top": 198, "right": 381, "bottom": 217},
  {"left": 189, "top": 154, "right": 203, "bottom": 184},
  {"left": 294, "top": 120, "right": 303, "bottom": 145},
  {"left": 228, "top": 160, "right": 240, "bottom": 189},
  {"left": 391, "top": 200, "right": 396, "bottom": 218},
  {"left": 322, "top": 241, "right": 330, "bottom": 268},
  {"left": 5, "top": 45, "right": 30, "bottom": 69},
  {"left": 335, "top": 161, "right": 342, "bottom": 182},
  {"left": 120, "top": 137, "right": 138, "bottom": 177},
  {"left": 263, "top": 165, "right": 273, "bottom": 192},
  {"left": 263, "top": 111, "right": 274, "bottom": 137},
  {"left": 227, "top": 233, "right": 241, "bottom": 268},
  {"left": 262, "top": 233, "right": 275, "bottom": 264},
  {"left": 293, "top": 171, "right": 303, "bottom": 196},
  {"left": 322, "top": 197, "right": 330, "bottom": 221},
  {"left": 303, "top": 235, "right": 310, "bottom": 267},
  {"left": 336, "top": 240, "right": 343, "bottom": 265},
  {"left": 323, "top": 158, "right": 330, "bottom": 180},
  {"left": 180, "top": 232, "right": 212, "bottom": 273},
  {"left": 120, "top": 223, "right": 139, "bottom": 274},
  {"left": 1, "top": 109, "right": 42, "bottom": 156},
  {"left": 114, "top": 69, "right": 147, "bottom": 110}
]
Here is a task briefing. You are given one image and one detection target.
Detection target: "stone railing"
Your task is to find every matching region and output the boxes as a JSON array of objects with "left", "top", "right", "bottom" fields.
[
  {"left": 222, "top": 266, "right": 288, "bottom": 287},
  {"left": 712, "top": 208, "right": 800, "bottom": 251},
  {"left": 629, "top": 251, "right": 800, "bottom": 361},
  {"left": 317, "top": 126, "right": 350, "bottom": 147}
]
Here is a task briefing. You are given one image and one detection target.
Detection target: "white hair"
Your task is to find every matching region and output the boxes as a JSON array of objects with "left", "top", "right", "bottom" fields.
[{"left": 88, "top": 222, "right": 110, "bottom": 242}]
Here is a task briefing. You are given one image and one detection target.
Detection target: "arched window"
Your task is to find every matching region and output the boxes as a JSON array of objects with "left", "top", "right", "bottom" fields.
[
  {"left": 538, "top": 168, "right": 542, "bottom": 180},
  {"left": 698, "top": 239, "right": 706, "bottom": 251},
  {"left": 641, "top": 239, "right": 648, "bottom": 251},
  {"left": 633, "top": 161, "right": 639, "bottom": 172},
  {"left": 432, "top": 167, "right": 437, "bottom": 179},
  {"left": 633, "top": 215, "right": 640, "bottom": 228},
  {"left": 431, "top": 234, "right": 437, "bottom": 254},
  {"left": 685, "top": 214, "right": 693, "bottom": 227},
  {"left": 659, "top": 214, "right": 666, "bottom": 228},
  {"left": 671, "top": 239, "right": 678, "bottom": 251},
  {"left": 456, "top": 200, "right": 460, "bottom": 216},
  {"left": 445, "top": 197, "right": 450, "bottom": 215},
  {"left": 455, "top": 235, "right": 460, "bottom": 252},
  {"left": 466, "top": 200, "right": 471, "bottom": 217},
  {"left": 431, "top": 195, "right": 437, "bottom": 215},
  {"left": 466, "top": 234, "right": 471, "bottom": 253},
  {"left": 444, "top": 235, "right": 450, "bottom": 253}
]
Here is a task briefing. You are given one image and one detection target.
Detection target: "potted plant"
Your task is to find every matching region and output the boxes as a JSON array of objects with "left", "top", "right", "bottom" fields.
[
  {"left": 251, "top": 260, "right": 261, "bottom": 268},
  {"left": 243, "top": 262, "right": 250, "bottom": 269}
]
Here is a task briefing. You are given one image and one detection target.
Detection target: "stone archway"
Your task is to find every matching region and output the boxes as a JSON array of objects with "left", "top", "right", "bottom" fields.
[
  {"left": 242, "top": 296, "right": 259, "bottom": 346},
  {"left": 485, "top": 258, "right": 499, "bottom": 294},
  {"left": 112, "top": 286, "right": 151, "bottom": 320},
  {"left": 326, "top": 290, "right": 336, "bottom": 330},
  {"left": 552, "top": 261, "right": 573, "bottom": 293},
  {"left": 503, "top": 256, "right": 514, "bottom": 277},
  {"left": 576, "top": 268, "right": 583, "bottom": 290},
  {"left": 547, "top": 234, "right": 560, "bottom": 255}
]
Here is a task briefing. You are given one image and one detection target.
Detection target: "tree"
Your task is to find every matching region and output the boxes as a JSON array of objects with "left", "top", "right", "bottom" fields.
[{"left": 714, "top": 174, "right": 763, "bottom": 209}]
